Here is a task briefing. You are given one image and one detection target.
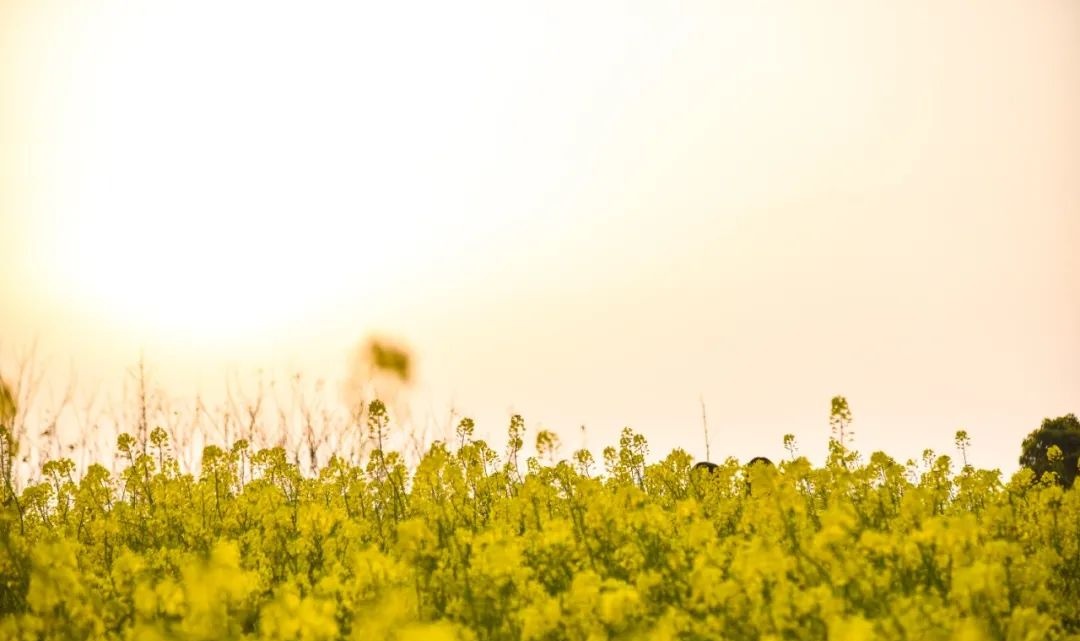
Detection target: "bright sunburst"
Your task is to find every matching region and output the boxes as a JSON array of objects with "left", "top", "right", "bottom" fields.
[{"left": 29, "top": 0, "right": 520, "bottom": 342}]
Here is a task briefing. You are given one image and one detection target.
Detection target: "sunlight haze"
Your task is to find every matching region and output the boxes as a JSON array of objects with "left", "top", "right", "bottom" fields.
[{"left": 1, "top": 0, "right": 1078, "bottom": 474}]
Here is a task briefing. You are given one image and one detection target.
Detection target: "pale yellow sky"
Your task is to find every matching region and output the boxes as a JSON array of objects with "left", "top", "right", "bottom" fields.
[{"left": 2, "top": 0, "right": 1078, "bottom": 473}]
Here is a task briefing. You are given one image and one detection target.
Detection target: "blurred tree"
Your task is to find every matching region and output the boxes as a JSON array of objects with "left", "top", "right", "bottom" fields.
[{"left": 1019, "top": 413, "right": 1080, "bottom": 488}]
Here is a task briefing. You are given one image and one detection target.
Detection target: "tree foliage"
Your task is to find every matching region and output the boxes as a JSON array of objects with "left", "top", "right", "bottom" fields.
[{"left": 1019, "top": 413, "right": 1080, "bottom": 488}]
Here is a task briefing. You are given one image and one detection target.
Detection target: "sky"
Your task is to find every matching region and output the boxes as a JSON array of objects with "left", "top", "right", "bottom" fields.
[{"left": 1, "top": 0, "right": 1078, "bottom": 475}]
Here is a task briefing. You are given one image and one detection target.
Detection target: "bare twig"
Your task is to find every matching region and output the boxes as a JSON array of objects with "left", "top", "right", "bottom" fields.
[{"left": 700, "top": 394, "right": 711, "bottom": 462}]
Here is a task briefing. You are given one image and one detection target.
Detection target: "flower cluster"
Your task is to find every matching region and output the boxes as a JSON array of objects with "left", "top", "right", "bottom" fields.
[{"left": 1, "top": 421, "right": 1078, "bottom": 640}]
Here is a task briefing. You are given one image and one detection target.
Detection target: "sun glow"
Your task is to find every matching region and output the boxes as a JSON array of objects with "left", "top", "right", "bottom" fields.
[
  {"left": 12, "top": 0, "right": 783, "bottom": 346},
  {"left": 23, "top": 0, "right": 535, "bottom": 343}
]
